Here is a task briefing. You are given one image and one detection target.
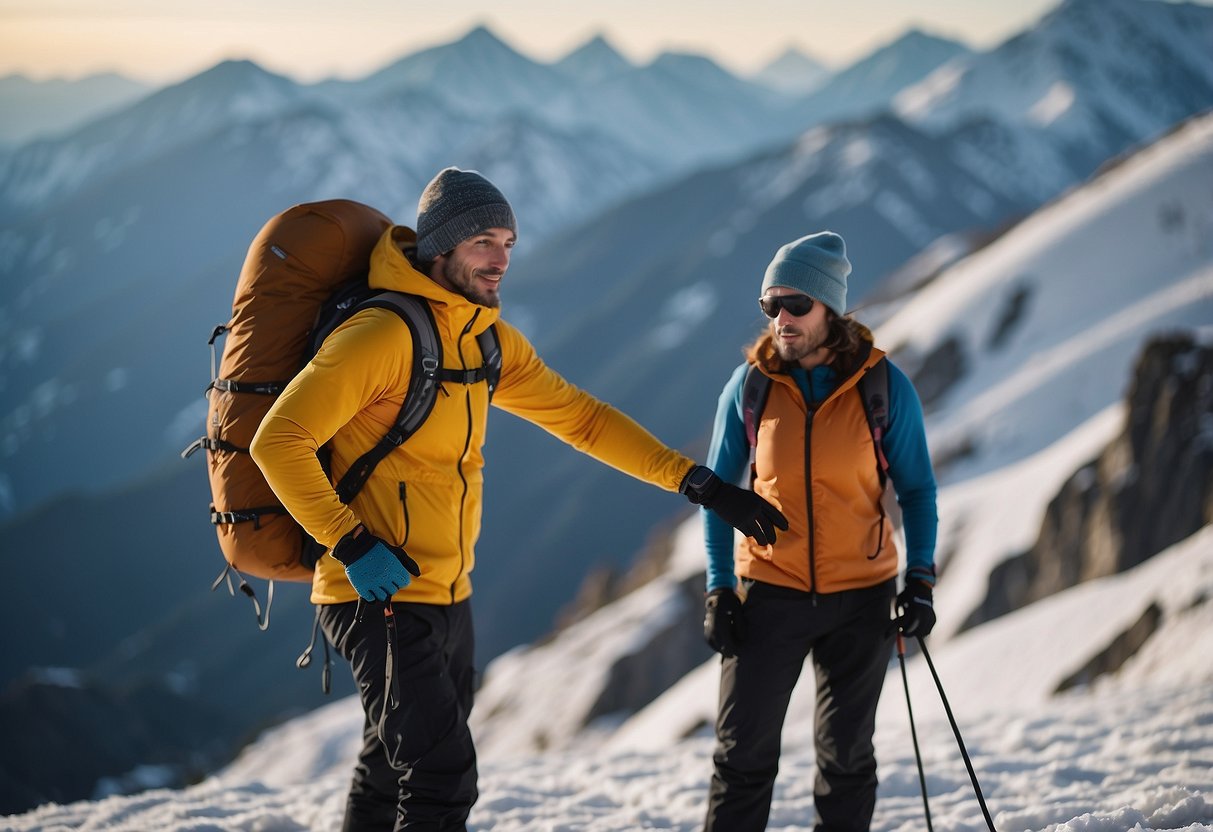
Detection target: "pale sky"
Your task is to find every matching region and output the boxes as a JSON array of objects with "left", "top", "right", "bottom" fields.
[{"left": 0, "top": 0, "right": 1081, "bottom": 83}]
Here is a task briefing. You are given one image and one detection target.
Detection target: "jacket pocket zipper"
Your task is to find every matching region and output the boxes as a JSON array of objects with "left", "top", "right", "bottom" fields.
[{"left": 398, "top": 482, "right": 410, "bottom": 546}]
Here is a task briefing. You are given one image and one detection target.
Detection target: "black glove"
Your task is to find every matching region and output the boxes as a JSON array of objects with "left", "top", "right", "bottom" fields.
[
  {"left": 681, "top": 465, "right": 788, "bottom": 546},
  {"left": 897, "top": 566, "right": 936, "bottom": 638},
  {"left": 704, "top": 588, "right": 746, "bottom": 658},
  {"left": 331, "top": 526, "right": 422, "bottom": 602}
]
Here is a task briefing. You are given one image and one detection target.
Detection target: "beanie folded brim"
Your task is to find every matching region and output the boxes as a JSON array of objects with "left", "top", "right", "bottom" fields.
[
  {"left": 764, "top": 259, "right": 848, "bottom": 316},
  {"left": 416, "top": 203, "right": 516, "bottom": 262}
]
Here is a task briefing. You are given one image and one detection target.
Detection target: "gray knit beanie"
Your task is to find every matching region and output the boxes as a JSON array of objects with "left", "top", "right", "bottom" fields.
[
  {"left": 760, "top": 231, "right": 851, "bottom": 316},
  {"left": 415, "top": 167, "right": 517, "bottom": 262}
]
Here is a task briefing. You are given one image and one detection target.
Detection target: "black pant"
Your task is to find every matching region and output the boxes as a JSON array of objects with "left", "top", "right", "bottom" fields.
[
  {"left": 704, "top": 579, "right": 896, "bottom": 832},
  {"left": 320, "top": 600, "right": 478, "bottom": 832}
]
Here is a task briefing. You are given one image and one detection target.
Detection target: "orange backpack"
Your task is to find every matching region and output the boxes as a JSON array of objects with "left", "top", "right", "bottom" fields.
[{"left": 183, "top": 200, "right": 389, "bottom": 596}]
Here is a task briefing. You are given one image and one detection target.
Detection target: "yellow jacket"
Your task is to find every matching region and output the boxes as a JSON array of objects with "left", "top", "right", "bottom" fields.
[{"left": 251, "top": 226, "right": 695, "bottom": 605}]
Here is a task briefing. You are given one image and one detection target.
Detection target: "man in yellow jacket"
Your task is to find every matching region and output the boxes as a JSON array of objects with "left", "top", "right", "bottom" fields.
[{"left": 251, "top": 167, "right": 786, "bottom": 831}]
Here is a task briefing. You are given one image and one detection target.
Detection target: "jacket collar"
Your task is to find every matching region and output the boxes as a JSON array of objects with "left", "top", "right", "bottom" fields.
[
  {"left": 368, "top": 226, "right": 501, "bottom": 339},
  {"left": 752, "top": 332, "right": 885, "bottom": 406}
]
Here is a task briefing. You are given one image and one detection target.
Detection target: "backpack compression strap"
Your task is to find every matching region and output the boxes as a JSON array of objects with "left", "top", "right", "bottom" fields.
[
  {"left": 332, "top": 292, "right": 502, "bottom": 505},
  {"left": 181, "top": 323, "right": 291, "bottom": 459}
]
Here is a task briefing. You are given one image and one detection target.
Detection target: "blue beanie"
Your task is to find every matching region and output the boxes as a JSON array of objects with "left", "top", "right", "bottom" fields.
[
  {"left": 760, "top": 231, "right": 851, "bottom": 316},
  {"left": 416, "top": 167, "right": 517, "bottom": 262}
]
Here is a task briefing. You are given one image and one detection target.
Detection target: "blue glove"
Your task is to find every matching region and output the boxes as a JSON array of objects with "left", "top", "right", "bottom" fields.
[{"left": 331, "top": 526, "right": 421, "bottom": 602}]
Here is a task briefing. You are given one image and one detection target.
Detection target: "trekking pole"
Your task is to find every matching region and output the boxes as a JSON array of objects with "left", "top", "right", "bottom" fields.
[
  {"left": 897, "top": 633, "right": 934, "bottom": 831},
  {"left": 916, "top": 636, "right": 999, "bottom": 832}
]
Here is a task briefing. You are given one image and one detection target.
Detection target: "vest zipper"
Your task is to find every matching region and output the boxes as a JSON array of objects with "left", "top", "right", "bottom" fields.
[
  {"left": 804, "top": 404, "right": 818, "bottom": 604},
  {"left": 450, "top": 310, "right": 480, "bottom": 604}
]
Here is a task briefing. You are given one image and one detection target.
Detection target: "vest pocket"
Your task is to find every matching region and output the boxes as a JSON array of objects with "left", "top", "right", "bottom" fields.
[{"left": 866, "top": 502, "right": 886, "bottom": 560}]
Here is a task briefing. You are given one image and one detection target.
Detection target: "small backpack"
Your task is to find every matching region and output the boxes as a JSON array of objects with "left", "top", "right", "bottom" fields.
[{"left": 182, "top": 200, "right": 500, "bottom": 628}]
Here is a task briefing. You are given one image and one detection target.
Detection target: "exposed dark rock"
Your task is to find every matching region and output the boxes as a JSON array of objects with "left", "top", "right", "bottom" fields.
[
  {"left": 903, "top": 334, "right": 968, "bottom": 412},
  {"left": 1053, "top": 602, "right": 1163, "bottom": 693},
  {"left": 985, "top": 280, "right": 1034, "bottom": 351},
  {"left": 584, "top": 571, "right": 714, "bottom": 722},
  {"left": 543, "top": 518, "right": 716, "bottom": 730},
  {"left": 964, "top": 333, "right": 1213, "bottom": 630}
]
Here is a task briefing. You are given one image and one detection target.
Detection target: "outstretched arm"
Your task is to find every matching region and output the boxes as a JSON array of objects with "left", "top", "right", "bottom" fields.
[{"left": 491, "top": 323, "right": 785, "bottom": 542}]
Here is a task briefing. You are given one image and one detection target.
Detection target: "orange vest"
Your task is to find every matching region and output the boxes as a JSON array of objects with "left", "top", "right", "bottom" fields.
[{"left": 737, "top": 347, "right": 898, "bottom": 594}]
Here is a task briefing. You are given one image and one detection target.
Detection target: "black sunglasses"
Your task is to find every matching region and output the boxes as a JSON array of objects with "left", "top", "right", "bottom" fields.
[{"left": 759, "top": 294, "right": 815, "bottom": 318}]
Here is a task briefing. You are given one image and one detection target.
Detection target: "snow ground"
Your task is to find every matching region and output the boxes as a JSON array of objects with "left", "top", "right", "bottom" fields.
[{"left": 7, "top": 526, "right": 1211, "bottom": 832}]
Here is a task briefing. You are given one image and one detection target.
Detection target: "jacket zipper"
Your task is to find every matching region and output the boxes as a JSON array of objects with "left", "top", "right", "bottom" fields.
[
  {"left": 450, "top": 310, "right": 480, "bottom": 603},
  {"left": 804, "top": 403, "right": 818, "bottom": 604}
]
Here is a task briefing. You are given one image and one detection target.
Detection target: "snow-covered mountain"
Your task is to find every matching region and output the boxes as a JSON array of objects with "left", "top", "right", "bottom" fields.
[
  {"left": 326, "top": 25, "right": 574, "bottom": 116},
  {"left": 535, "top": 50, "right": 800, "bottom": 171},
  {"left": 797, "top": 29, "right": 971, "bottom": 126},
  {"left": 751, "top": 47, "right": 831, "bottom": 94},
  {"left": 0, "top": 61, "right": 311, "bottom": 222},
  {"left": 552, "top": 34, "right": 633, "bottom": 85},
  {"left": 895, "top": 0, "right": 1213, "bottom": 158},
  {"left": 0, "top": 72, "right": 151, "bottom": 147},
  {"left": 3, "top": 1, "right": 1213, "bottom": 815},
  {"left": 0, "top": 64, "right": 663, "bottom": 518}
]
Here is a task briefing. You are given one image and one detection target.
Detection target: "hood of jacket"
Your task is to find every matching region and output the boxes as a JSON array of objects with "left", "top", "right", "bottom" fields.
[{"left": 369, "top": 225, "right": 501, "bottom": 340}]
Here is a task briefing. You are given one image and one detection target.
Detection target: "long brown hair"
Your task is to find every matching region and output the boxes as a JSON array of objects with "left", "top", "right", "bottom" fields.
[{"left": 745, "top": 310, "right": 874, "bottom": 378}]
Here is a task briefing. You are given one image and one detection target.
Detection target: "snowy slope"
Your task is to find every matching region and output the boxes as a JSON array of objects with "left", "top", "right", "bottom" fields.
[
  {"left": 878, "top": 113, "right": 1213, "bottom": 483},
  {"left": 7, "top": 522, "right": 1210, "bottom": 831}
]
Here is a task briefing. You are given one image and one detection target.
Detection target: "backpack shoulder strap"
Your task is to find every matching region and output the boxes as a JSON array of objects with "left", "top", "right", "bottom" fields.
[
  {"left": 477, "top": 324, "right": 502, "bottom": 401},
  {"left": 332, "top": 296, "right": 501, "bottom": 504},
  {"left": 741, "top": 364, "right": 772, "bottom": 448},
  {"left": 857, "top": 357, "right": 890, "bottom": 484},
  {"left": 333, "top": 292, "right": 443, "bottom": 504}
]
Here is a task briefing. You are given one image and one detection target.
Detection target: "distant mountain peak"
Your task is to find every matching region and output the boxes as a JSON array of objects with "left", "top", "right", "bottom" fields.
[
  {"left": 571, "top": 33, "right": 622, "bottom": 56},
  {"left": 359, "top": 21, "right": 547, "bottom": 103},
  {"left": 753, "top": 45, "right": 830, "bottom": 94},
  {"left": 554, "top": 32, "right": 632, "bottom": 83},
  {"left": 166, "top": 59, "right": 301, "bottom": 104},
  {"left": 650, "top": 51, "right": 730, "bottom": 77},
  {"left": 193, "top": 58, "right": 287, "bottom": 85},
  {"left": 884, "top": 27, "right": 972, "bottom": 54},
  {"left": 457, "top": 23, "right": 510, "bottom": 47}
]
